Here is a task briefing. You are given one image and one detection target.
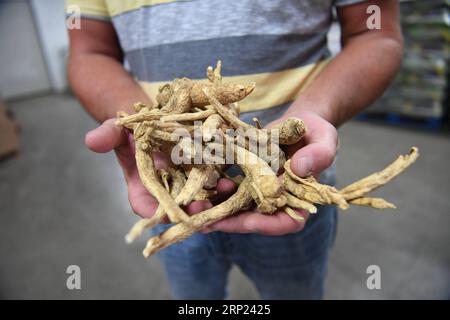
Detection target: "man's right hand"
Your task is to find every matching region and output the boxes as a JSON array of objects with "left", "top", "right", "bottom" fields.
[
  {"left": 85, "top": 119, "right": 236, "bottom": 219},
  {"left": 85, "top": 119, "right": 162, "bottom": 218}
]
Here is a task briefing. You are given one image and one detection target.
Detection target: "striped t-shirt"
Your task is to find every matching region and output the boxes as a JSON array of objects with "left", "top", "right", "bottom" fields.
[{"left": 66, "top": 0, "right": 365, "bottom": 124}]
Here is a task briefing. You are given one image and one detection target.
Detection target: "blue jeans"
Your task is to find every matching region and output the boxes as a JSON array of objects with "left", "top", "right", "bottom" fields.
[
  {"left": 152, "top": 203, "right": 337, "bottom": 299},
  {"left": 152, "top": 98, "right": 338, "bottom": 298}
]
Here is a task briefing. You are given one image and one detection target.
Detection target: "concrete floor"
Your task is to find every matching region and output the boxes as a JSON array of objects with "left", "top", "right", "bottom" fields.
[{"left": 0, "top": 94, "right": 449, "bottom": 299}]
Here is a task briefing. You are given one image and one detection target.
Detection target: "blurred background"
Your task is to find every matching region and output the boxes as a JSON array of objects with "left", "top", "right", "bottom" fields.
[{"left": 0, "top": 0, "right": 449, "bottom": 299}]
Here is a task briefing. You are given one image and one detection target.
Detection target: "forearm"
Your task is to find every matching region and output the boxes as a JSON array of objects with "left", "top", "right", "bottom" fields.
[
  {"left": 68, "top": 53, "right": 151, "bottom": 122},
  {"left": 289, "top": 33, "right": 403, "bottom": 126}
]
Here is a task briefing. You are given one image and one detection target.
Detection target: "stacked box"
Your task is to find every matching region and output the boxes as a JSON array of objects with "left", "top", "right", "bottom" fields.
[{"left": 369, "top": 0, "right": 449, "bottom": 125}]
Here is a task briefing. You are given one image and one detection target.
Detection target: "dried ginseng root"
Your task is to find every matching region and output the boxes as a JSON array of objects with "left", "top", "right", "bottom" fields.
[{"left": 112, "top": 61, "right": 419, "bottom": 257}]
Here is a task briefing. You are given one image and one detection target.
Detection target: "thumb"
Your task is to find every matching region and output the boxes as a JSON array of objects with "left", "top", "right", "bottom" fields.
[
  {"left": 85, "top": 119, "right": 127, "bottom": 153},
  {"left": 290, "top": 121, "right": 337, "bottom": 177}
]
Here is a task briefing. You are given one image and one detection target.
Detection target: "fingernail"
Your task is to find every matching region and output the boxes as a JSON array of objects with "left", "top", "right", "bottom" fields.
[{"left": 295, "top": 156, "right": 313, "bottom": 177}]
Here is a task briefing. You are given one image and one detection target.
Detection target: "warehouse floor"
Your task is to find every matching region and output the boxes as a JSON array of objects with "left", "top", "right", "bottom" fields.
[{"left": 1, "top": 94, "right": 449, "bottom": 299}]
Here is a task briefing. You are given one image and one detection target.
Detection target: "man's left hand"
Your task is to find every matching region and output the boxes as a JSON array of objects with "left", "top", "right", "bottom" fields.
[{"left": 205, "top": 110, "right": 338, "bottom": 235}]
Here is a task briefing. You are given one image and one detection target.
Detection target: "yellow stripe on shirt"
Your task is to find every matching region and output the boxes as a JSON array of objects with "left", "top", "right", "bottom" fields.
[
  {"left": 138, "top": 59, "right": 330, "bottom": 113},
  {"left": 66, "top": 0, "right": 177, "bottom": 18},
  {"left": 66, "top": 0, "right": 110, "bottom": 18},
  {"left": 106, "top": 0, "right": 178, "bottom": 17}
]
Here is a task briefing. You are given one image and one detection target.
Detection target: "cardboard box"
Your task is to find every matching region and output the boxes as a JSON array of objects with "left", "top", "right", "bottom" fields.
[{"left": 0, "top": 99, "right": 19, "bottom": 159}]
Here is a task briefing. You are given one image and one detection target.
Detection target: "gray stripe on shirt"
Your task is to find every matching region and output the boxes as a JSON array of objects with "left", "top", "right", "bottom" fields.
[
  {"left": 126, "top": 33, "right": 330, "bottom": 81},
  {"left": 111, "top": 0, "right": 334, "bottom": 52}
]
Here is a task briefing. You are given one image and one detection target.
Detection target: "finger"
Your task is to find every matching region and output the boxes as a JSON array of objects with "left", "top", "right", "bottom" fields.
[
  {"left": 152, "top": 151, "right": 170, "bottom": 170},
  {"left": 204, "top": 211, "right": 254, "bottom": 234},
  {"left": 208, "top": 209, "right": 309, "bottom": 236},
  {"left": 216, "top": 178, "right": 237, "bottom": 194},
  {"left": 128, "top": 177, "right": 160, "bottom": 218},
  {"left": 249, "top": 210, "right": 308, "bottom": 235},
  {"left": 290, "top": 121, "right": 337, "bottom": 177},
  {"left": 185, "top": 200, "right": 213, "bottom": 215},
  {"left": 207, "top": 178, "right": 238, "bottom": 205},
  {"left": 115, "top": 136, "right": 137, "bottom": 175},
  {"left": 85, "top": 119, "right": 127, "bottom": 153}
]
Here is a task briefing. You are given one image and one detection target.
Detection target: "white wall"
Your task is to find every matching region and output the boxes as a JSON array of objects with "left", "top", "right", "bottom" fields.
[
  {"left": 29, "top": 0, "right": 69, "bottom": 92},
  {"left": 327, "top": 22, "right": 341, "bottom": 57},
  {"left": 0, "top": 0, "right": 51, "bottom": 99}
]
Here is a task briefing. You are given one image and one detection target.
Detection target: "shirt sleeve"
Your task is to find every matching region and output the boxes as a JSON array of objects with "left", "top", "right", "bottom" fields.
[
  {"left": 65, "top": 0, "right": 110, "bottom": 21},
  {"left": 334, "top": 0, "right": 369, "bottom": 7}
]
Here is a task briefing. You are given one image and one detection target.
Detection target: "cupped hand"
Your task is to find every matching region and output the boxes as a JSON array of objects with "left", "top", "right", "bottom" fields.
[
  {"left": 85, "top": 119, "right": 232, "bottom": 219},
  {"left": 205, "top": 110, "right": 338, "bottom": 235}
]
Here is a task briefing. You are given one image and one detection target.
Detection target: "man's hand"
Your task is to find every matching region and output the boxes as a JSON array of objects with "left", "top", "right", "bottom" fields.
[
  {"left": 85, "top": 119, "right": 161, "bottom": 218},
  {"left": 205, "top": 110, "right": 338, "bottom": 235},
  {"left": 85, "top": 119, "right": 234, "bottom": 219},
  {"left": 202, "top": 0, "right": 402, "bottom": 235}
]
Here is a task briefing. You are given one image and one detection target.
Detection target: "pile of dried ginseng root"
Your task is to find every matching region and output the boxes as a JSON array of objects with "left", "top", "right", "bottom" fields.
[{"left": 115, "top": 62, "right": 419, "bottom": 257}]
